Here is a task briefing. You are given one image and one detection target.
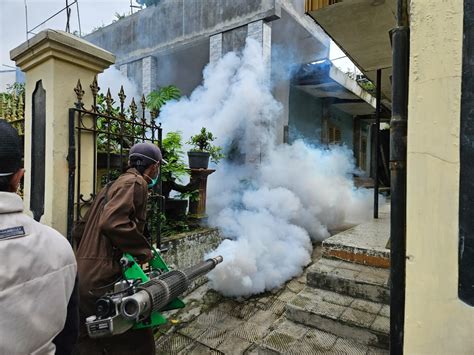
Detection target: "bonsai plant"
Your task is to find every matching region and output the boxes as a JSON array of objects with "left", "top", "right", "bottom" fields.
[{"left": 187, "top": 127, "right": 224, "bottom": 169}]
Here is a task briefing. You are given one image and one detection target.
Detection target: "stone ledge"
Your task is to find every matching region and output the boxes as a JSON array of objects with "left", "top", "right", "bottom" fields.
[{"left": 160, "top": 228, "right": 222, "bottom": 294}]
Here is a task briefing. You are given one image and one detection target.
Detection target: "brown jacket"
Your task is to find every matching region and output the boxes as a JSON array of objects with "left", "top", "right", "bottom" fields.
[{"left": 74, "top": 168, "right": 152, "bottom": 317}]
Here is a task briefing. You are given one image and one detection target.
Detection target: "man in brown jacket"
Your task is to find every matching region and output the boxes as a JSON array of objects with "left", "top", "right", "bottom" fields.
[{"left": 74, "top": 142, "right": 163, "bottom": 355}]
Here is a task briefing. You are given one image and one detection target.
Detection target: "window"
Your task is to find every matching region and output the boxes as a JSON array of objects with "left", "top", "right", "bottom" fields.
[{"left": 328, "top": 125, "right": 341, "bottom": 144}]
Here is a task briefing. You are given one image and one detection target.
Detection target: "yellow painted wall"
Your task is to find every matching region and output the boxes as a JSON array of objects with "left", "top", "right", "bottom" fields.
[{"left": 404, "top": 0, "right": 474, "bottom": 353}]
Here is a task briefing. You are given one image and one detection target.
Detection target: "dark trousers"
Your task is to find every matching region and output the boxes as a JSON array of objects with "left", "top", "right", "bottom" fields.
[{"left": 74, "top": 328, "right": 156, "bottom": 355}]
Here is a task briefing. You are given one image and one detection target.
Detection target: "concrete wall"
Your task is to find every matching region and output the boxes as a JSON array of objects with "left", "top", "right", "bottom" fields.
[
  {"left": 288, "top": 86, "right": 354, "bottom": 149},
  {"left": 154, "top": 39, "right": 209, "bottom": 96},
  {"left": 328, "top": 105, "right": 353, "bottom": 148},
  {"left": 85, "top": 0, "right": 280, "bottom": 65},
  {"left": 85, "top": 1, "right": 330, "bottom": 142},
  {"left": 161, "top": 228, "right": 222, "bottom": 293},
  {"left": 404, "top": 0, "right": 474, "bottom": 353}
]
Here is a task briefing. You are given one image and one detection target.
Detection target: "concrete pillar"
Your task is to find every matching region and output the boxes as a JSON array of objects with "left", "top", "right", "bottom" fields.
[
  {"left": 120, "top": 63, "right": 128, "bottom": 78},
  {"left": 247, "top": 20, "right": 272, "bottom": 76},
  {"left": 404, "top": 1, "right": 474, "bottom": 353},
  {"left": 11, "top": 30, "right": 115, "bottom": 236},
  {"left": 142, "top": 56, "right": 157, "bottom": 97},
  {"left": 209, "top": 33, "right": 223, "bottom": 65},
  {"left": 209, "top": 21, "right": 273, "bottom": 164}
]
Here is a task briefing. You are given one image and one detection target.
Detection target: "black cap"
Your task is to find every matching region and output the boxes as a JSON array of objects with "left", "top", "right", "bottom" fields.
[
  {"left": 129, "top": 142, "right": 164, "bottom": 167},
  {"left": 0, "top": 120, "right": 22, "bottom": 176}
]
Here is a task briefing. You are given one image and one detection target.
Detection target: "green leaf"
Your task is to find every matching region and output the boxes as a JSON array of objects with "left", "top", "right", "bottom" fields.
[{"left": 146, "top": 85, "right": 182, "bottom": 112}]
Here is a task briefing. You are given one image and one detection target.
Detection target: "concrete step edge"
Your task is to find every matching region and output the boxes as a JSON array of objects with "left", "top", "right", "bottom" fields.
[
  {"left": 306, "top": 258, "right": 390, "bottom": 304},
  {"left": 285, "top": 301, "right": 389, "bottom": 350}
]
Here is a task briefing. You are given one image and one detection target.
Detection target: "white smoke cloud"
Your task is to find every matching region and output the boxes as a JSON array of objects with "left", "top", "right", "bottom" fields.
[
  {"left": 98, "top": 66, "right": 140, "bottom": 107},
  {"left": 159, "top": 38, "right": 373, "bottom": 297}
]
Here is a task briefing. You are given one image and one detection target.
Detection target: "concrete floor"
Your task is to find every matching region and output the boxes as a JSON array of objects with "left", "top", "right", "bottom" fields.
[{"left": 154, "top": 244, "right": 388, "bottom": 354}]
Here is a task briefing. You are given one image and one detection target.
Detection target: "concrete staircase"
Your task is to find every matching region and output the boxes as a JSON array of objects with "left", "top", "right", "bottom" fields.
[{"left": 285, "top": 215, "right": 391, "bottom": 351}]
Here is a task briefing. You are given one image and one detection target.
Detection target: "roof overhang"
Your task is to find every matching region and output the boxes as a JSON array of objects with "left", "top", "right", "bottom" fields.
[
  {"left": 305, "top": 0, "right": 397, "bottom": 102},
  {"left": 293, "top": 59, "right": 376, "bottom": 116}
]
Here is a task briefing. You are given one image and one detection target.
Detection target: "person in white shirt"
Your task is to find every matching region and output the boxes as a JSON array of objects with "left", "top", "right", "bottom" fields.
[{"left": 0, "top": 119, "right": 78, "bottom": 355}]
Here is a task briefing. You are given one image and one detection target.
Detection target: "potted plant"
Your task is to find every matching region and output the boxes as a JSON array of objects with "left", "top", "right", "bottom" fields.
[{"left": 187, "top": 127, "right": 224, "bottom": 169}]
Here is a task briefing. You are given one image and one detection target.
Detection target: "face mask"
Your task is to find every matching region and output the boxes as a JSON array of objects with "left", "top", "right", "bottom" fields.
[
  {"left": 148, "top": 176, "right": 159, "bottom": 189},
  {"left": 144, "top": 167, "right": 159, "bottom": 189}
]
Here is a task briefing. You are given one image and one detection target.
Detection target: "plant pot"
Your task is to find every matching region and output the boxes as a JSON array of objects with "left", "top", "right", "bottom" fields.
[
  {"left": 165, "top": 198, "right": 188, "bottom": 220},
  {"left": 187, "top": 151, "right": 210, "bottom": 169}
]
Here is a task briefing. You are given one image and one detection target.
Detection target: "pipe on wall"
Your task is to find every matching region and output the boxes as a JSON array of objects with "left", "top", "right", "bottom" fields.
[
  {"left": 389, "top": 0, "right": 409, "bottom": 351},
  {"left": 374, "top": 68, "right": 382, "bottom": 219}
]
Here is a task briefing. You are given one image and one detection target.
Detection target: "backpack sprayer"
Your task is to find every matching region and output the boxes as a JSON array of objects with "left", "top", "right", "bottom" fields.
[{"left": 85, "top": 248, "right": 223, "bottom": 338}]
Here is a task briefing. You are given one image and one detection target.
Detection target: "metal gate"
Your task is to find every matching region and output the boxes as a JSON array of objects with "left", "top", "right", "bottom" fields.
[{"left": 67, "top": 78, "right": 163, "bottom": 247}]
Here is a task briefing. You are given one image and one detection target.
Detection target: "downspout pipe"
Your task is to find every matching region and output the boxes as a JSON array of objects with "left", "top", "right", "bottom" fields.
[
  {"left": 374, "top": 68, "right": 382, "bottom": 219},
  {"left": 390, "top": 0, "right": 409, "bottom": 354}
]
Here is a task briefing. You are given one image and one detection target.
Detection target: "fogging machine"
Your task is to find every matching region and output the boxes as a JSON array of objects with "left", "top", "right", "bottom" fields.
[{"left": 85, "top": 248, "right": 223, "bottom": 338}]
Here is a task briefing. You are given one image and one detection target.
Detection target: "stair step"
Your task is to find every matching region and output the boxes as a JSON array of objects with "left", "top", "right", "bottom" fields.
[
  {"left": 307, "top": 258, "right": 390, "bottom": 304},
  {"left": 322, "top": 218, "right": 390, "bottom": 269},
  {"left": 285, "top": 287, "right": 389, "bottom": 350}
]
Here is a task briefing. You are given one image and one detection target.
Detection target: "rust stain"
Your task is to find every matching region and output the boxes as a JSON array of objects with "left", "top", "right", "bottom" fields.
[{"left": 324, "top": 249, "right": 390, "bottom": 269}]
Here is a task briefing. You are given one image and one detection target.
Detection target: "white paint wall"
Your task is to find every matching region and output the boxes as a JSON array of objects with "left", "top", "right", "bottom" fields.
[{"left": 404, "top": 1, "right": 474, "bottom": 353}]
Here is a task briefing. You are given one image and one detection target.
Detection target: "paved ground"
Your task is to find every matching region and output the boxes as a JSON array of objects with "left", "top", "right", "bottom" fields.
[{"left": 153, "top": 245, "right": 388, "bottom": 354}]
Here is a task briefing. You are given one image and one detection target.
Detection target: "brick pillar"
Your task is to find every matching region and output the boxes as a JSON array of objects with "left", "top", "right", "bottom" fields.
[
  {"left": 142, "top": 56, "right": 157, "bottom": 97},
  {"left": 120, "top": 63, "right": 128, "bottom": 78},
  {"left": 209, "top": 21, "right": 273, "bottom": 164},
  {"left": 247, "top": 20, "right": 272, "bottom": 77},
  {"left": 209, "top": 33, "right": 223, "bottom": 65}
]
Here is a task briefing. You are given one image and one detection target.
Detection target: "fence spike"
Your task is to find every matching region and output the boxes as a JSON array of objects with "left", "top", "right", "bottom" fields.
[
  {"left": 74, "top": 79, "right": 85, "bottom": 109},
  {"left": 118, "top": 86, "right": 126, "bottom": 106},
  {"left": 90, "top": 76, "right": 100, "bottom": 112},
  {"left": 90, "top": 76, "right": 100, "bottom": 97},
  {"left": 130, "top": 97, "right": 137, "bottom": 120},
  {"left": 140, "top": 94, "right": 147, "bottom": 123},
  {"left": 105, "top": 88, "right": 113, "bottom": 113}
]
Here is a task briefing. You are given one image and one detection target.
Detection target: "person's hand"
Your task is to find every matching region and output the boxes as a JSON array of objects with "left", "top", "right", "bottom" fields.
[
  {"left": 143, "top": 249, "right": 153, "bottom": 262},
  {"left": 137, "top": 249, "right": 153, "bottom": 264}
]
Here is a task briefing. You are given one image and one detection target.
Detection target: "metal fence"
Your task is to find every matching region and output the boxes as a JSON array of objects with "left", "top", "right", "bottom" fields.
[{"left": 67, "top": 77, "right": 163, "bottom": 247}]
